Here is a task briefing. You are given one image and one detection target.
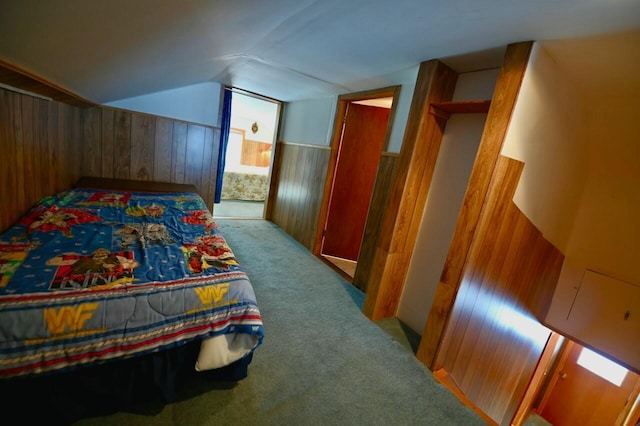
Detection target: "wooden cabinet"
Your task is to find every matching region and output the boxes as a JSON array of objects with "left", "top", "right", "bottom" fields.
[{"left": 564, "top": 270, "right": 640, "bottom": 369}]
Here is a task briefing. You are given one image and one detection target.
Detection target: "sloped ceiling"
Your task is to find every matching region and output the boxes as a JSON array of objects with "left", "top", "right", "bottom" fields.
[
  {"left": 540, "top": 30, "right": 640, "bottom": 98},
  {"left": 0, "top": 0, "right": 639, "bottom": 103}
]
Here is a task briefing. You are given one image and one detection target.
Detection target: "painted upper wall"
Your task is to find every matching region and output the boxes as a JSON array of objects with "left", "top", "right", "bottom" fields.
[
  {"left": 502, "top": 43, "right": 588, "bottom": 252},
  {"left": 106, "top": 82, "right": 222, "bottom": 127},
  {"left": 547, "top": 95, "right": 640, "bottom": 341},
  {"left": 280, "top": 97, "right": 337, "bottom": 146},
  {"left": 564, "top": 96, "right": 640, "bottom": 285},
  {"left": 280, "top": 65, "right": 419, "bottom": 152},
  {"left": 230, "top": 92, "right": 280, "bottom": 144}
]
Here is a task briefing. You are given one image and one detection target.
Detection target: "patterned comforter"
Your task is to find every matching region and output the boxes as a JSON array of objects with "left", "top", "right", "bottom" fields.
[{"left": 0, "top": 188, "right": 263, "bottom": 378}]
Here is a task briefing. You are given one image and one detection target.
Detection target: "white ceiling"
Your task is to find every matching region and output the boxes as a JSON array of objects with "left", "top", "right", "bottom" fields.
[{"left": 0, "top": 0, "right": 639, "bottom": 103}]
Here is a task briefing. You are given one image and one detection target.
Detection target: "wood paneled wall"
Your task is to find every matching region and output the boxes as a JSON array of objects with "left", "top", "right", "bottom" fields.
[
  {"left": 268, "top": 141, "right": 330, "bottom": 251},
  {"left": 433, "top": 155, "right": 564, "bottom": 425},
  {"left": 241, "top": 138, "right": 271, "bottom": 167},
  {"left": 81, "top": 107, "right": 220, "bottom": 209},
  {"left": 0, "top": 87, "right": 221, "bottom": 234},
  {"left": 0, "top": 88, "right": 83, "bottom": 232},
  {"left": 352, "top": 153, "right": 398, "bottom": 292}
]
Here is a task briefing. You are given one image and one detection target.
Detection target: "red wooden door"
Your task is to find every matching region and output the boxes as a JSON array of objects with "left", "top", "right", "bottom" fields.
[
  {"left": 538, "top": 341, "right": 639, "bottom": 426},
  {"left": 322, "top": 103, "right": 389, "bottom": 261}
]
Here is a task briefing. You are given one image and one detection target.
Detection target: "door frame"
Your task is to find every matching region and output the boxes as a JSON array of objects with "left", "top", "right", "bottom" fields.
[
  {"left": 222, "top": 86, "right": 283, "bottom": 219},
  {"left": 313, "top": 86, "right": 400, "bottom": 269}
]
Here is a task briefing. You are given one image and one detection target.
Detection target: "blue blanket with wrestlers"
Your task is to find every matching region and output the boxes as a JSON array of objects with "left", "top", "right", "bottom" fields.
[{"left": 0, "top": 188, "right": 263, "bottom": 378}]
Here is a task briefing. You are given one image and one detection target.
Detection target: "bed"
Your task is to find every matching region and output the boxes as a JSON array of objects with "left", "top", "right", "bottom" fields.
[
  {"left": 221, "top": 164, "right": 270, "bottom": 201},
  {"left": 0, "top": 177, "right": 264, "bottom": 422}
]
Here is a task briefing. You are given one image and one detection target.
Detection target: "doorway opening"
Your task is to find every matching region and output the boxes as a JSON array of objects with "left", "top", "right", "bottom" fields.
[
  {"left": 315, "top": 87, "right": 399, "bottom": 282},
  {"left": 213, "top": 88, "right": 281, "bottom": 219},
  {"left": 526, "top": 336, "right": 640, "bottom": 426}
]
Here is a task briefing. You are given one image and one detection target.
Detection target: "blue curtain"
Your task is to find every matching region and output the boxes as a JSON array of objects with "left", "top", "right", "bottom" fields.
[{"left": 214, "top": 88, "right": 232, "bottom": 203}]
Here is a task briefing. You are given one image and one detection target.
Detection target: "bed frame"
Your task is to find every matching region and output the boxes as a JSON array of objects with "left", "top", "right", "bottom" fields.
[{"left": 75, "top": 176, "right": 200, "bottom": 195}]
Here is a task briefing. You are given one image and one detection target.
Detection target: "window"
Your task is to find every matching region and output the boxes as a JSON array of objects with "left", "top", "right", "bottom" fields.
[{"left": 576, "top": 347, "right": 628, "bottom": 386}]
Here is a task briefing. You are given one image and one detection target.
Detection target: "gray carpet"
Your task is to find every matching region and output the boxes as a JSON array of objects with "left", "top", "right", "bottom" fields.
[
  {"left": 75, "top": 219, "right": 484, "bottom": 425},
  {"left": 213, "top": 200, "right": 265, "bottom": 218}
]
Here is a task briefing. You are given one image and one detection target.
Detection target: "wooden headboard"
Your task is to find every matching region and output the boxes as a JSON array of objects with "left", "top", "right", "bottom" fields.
[{"left": 74, "top": 177, "right": 199, "bottom": 194}]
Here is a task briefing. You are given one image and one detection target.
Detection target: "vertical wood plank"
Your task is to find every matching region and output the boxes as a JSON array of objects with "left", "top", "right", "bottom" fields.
[
  {"left": 0, "top": 90, "right": 15, "bottom": 230},
  {"left": 56, "top": 102, "right": 68, "bottom": 193},
  {"left": 301, "top": 145, "right": 316, "bottom": 247},
  {"left": 281, "top": 145, "right": 298, "bottom": 236},
  {"left": 35, "top": 98, "right": 49, "bottom": 197},
  {"left": 70, "top": 105, "right": 83, "bottom": 186},
  {"left": 46, "top": 99, "right": 58, "bottom": 195},
  {"left": 306, "top": 147, "right": 330, "bottom": 249},
  {"left": 184, "top": 124, "right": 205, "bottom": 191},
  {"left": 101, "top": 108, "right": 114, "bottom": 178},
  {"left": 352, "top": 153, "right": 398, "bottom": 292},
  {"left": 153, "top": 117, "right": 173, "bottom": 183},
  {"left": 82, "top": 107, "right": 102, "bottom": 177},
  {"left": 268, "top": 143, "right": 330, "bottom": 251},
  {"left": 113, "top": 110, "right": 131, "bottom": 179},
  {"left": 172, "top": 122, "right": 187, "bottom": 183},
  {"left": 30, "top": 98, "right": 43, "bottom": 204},
  {"left": 62, "top": 102, "right": 74, "bottom": 188},
  {"left": 130, "top": 113, "right": 155, "bottom": 180},
  {"left": 277, "top": 144, "right": 293, "bottom": 227},
  {"left": 291, "top": 145, "right": 304, "bottom": 239},
  {"left": 56, "top": 102, "right": 68, "bottom": 190},
  {"left": 21, "top": 96, "right": 38, "bottom": 209},
  {"left": 299, "top": 147, "right": 318, "bottom": 246},
  {"left": 12, "top": 92, "right": 25, "bottom": 213},
  {"left": 290, "top": 145, "right": 304, "bottom": 242}
]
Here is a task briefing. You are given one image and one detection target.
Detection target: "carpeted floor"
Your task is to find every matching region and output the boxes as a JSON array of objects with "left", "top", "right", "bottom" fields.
[
  {"left": 74, "top": 219, "right": 484, "bottom": 425},
  {"left": 213, "top": 200, "right": 265, "bottom": 218}
]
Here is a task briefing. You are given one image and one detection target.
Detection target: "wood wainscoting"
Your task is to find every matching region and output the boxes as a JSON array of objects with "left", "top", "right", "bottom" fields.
[
  {"left": 268, "top": 141, "right": 330, "bottom": 251},
  {"left": 0, "top": 87, "right": 84, "bottom": 232},
  {"left": 352, "top": 152, "right": 398, "bottom": 292},
  {"left": 82, "top": 107, "right": 220, "bottom": 209},
  {"left": 0, "top": 87, "right": 222, "bottom": 233},
  {"left": 430, "top": 155, "right": 564, "bottom": 425}
]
